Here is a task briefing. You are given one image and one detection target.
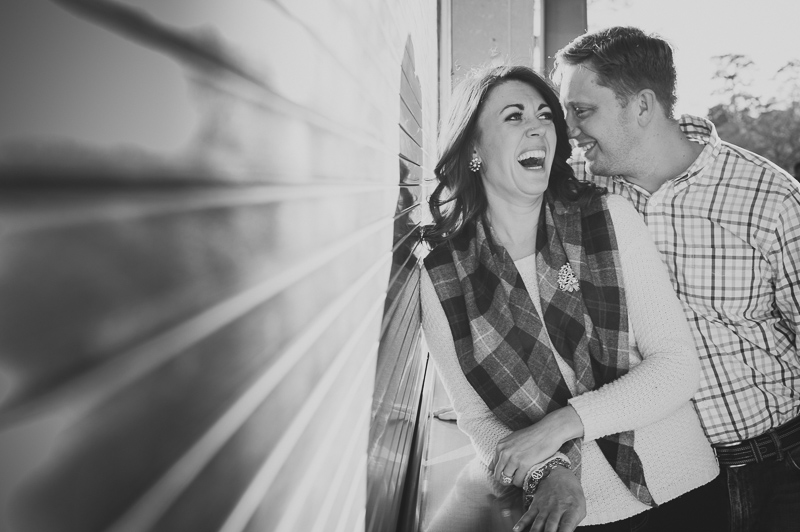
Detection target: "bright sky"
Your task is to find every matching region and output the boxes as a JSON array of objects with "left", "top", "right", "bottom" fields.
[{"left": 587, "top": 0, "right": 800, "bottom": 116}]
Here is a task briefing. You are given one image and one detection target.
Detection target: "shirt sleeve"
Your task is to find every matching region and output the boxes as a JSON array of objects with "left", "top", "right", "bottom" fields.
[
  {"left": 421, "top": 267, "right": 511, "bottom": 466},
  {"left": 771, "top": 190, "right": 800, "bottom": 363},
  {"left": 568, "top": 195, "right": 702, "bottom": 441}
]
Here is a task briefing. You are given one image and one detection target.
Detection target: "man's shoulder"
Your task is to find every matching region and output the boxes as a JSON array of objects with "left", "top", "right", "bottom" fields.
[
  {"left": 679, "top": 114, "right": 791, "bottom": 181},
  {"left": 711, "top": 141, "right": 797, "bottom": 197},
  {"left": 716, "top": 141, "right": 789, "bottom": 175}
]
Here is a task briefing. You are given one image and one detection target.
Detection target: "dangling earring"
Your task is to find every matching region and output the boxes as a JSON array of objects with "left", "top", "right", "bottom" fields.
[{"left": 469, "top": 156, "right": 482, "bottom": 172}]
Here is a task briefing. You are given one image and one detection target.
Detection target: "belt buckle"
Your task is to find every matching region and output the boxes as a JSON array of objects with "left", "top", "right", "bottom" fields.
[{"left": 714, "top": 441, "right": 748, "bottom": 468}]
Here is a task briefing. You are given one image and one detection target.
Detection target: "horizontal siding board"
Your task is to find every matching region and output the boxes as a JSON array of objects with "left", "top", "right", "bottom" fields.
[
  {"left": 402, "top": 41, "right": 424, "bottom": 105},
  {"left": 398, "top": 126, "right": 423, "bottom": 167},
  {"left": 8, "top": 262, "right": 387, "bottom": 532},
  {"left": 376, "top": 316, "right": 423, "bottom": 505},
  {"left": 271, "top": 369, "right": 373, "bottom": 532},
  {"left": 0, "top": 185, "right": 393, "bottom": 235},
  {"left": 200, "top": 101, "right": 392, "bottom": 184},
  {"left": 212, "top": 314, "right": 381, "bottom": 532},
  {"left": 368, "top": 273, "right": 423, "bottom": 528},
  {"left": 399, "top": 157, "right": 423, "bottom": 185},
  {"left": 374, "top": 353, "right": 423, "bottom": 530},
  {"left": 399, "top": 94, "right": 422, "bottom": 142},
  {"left": 383, "top": 246, "right": 420, "bottom": 313},
  {"left": 94, "top": 1, "right": 395, "bottom": 150},
  {"left": 399, "top": 75, "right": 423, "bottom": 133},
  {"left": 0, "top": 188, "right": 396, "bottom": 418},
  {"left": 310, "top": 402, "right": 372, "bottom": 532},
  {"left": 240, "top": 341, "right": 377, "bottom": 532}
]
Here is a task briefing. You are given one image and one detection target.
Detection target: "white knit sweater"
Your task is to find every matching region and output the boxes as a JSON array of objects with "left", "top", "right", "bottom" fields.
[{"left": 421, "top": 195, "right": 719, "bottom": 525}]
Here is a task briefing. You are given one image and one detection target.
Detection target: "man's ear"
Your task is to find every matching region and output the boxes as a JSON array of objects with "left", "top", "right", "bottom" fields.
[{"left": 635, "top": 89, "right": 658, "bottom": 126}]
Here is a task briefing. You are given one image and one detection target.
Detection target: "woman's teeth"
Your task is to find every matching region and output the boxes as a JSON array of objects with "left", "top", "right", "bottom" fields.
[{"left": 517, "top": 149, "right": 546, "bottom": 169}]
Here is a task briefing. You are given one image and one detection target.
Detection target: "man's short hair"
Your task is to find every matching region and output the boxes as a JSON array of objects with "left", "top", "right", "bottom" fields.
[{"left": 553, "top": 26, "right": 678, "bottom": 119}]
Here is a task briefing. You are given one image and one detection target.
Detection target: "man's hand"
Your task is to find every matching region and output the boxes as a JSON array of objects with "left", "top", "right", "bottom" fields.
[{"left": 513, "top": 467, "right": 586, "bottom": 532}]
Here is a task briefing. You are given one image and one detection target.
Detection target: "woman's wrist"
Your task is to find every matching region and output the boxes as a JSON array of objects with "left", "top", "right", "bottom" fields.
[
  {"left": 547, "top": 406, "right": 584, "bottom": 443},
  {"left": 523, "top": 456, "right": 572, "bottom": 507}
]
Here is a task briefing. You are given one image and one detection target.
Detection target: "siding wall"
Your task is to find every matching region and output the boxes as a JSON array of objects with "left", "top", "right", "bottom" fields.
[
  {"left": 0, "top": 1, "right": 438, "bottom": 531},
  {"left": 366, "top": 38, "right": 430, "bottom": 532}
]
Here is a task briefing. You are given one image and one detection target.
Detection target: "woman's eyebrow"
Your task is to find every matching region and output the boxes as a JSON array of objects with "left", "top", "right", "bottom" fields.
[
  {"left": 499, "top": 103, "right": 549, "bottom": 115},
  {"left": 500, "top": 103, "right": 524, "bottom": 113},
  {"left": 500, "top": 103, "right": 549, "bottom": 112}
]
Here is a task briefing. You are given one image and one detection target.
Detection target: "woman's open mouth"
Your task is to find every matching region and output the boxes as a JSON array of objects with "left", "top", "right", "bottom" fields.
[{"left": 517, "top": 149, "right": 546, "bottom": 170}]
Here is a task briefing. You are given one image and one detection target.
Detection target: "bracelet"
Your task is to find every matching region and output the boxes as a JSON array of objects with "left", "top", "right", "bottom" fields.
[{"left": 523, "top": 457, "right": 571, "bottom": 507}]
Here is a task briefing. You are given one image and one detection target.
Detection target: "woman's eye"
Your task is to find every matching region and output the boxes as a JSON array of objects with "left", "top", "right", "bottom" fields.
[
  {"left": 506, "top": 112, "right": 522, "bottom": 121},
  {"left": 539, "top": 111, "right": 553, "bottom": 122}
]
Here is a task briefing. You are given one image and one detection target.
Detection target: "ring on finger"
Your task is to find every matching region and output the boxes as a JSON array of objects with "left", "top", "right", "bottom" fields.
[{"left": 500, "top": 472, "right": 513, "bottom": 485}]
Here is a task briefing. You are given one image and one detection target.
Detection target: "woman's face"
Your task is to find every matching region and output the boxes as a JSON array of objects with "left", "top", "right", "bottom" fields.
[{"left": 472, "top": 80, "right": 557, "bottom": 205}]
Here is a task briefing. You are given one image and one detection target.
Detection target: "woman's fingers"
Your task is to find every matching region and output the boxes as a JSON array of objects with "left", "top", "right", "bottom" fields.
[
  {"left": 511, "top": 464, "right": 528, "bottom": 487},
  {"left": 495, "top": 462, "right": 517, "bottom": 485},
  {"left": 492, "top": 446, "right": 518, "bottom": 485}
]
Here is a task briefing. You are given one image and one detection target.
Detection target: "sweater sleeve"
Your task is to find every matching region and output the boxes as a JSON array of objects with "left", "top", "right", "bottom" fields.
[
  {"left": 568, "top": 195, "right": 702, "bottom": 441},
  {"left": 421, "top": 266, "right": 512, "bottom": 466}
]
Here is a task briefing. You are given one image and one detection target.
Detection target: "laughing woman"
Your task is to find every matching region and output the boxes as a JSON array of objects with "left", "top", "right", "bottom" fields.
[{"left": 421, "top": 65, "right": 722, "bottom": 532}]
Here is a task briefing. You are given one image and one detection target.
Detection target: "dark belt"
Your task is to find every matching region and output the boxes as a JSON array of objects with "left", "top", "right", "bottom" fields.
[{"left": 714, "top": 415, "right": 800, "bottom": 467}]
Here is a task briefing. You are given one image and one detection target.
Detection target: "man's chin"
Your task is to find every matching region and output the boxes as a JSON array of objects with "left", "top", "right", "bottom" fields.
[{"left": 584, "top": 159, "right": 613, "bottom": 177}]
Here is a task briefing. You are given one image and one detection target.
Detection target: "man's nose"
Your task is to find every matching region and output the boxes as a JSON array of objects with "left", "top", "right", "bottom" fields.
[{"left": 564, "top": 114, "right": 580, "bottom": 139}]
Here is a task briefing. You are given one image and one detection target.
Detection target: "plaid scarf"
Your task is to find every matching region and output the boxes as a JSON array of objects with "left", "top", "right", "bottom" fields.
[{"left": 424, "top": 192, "right": 654, "bottom": 506}]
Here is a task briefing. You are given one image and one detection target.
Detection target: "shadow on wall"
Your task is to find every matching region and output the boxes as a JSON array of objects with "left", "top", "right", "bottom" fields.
[{"left": 367, "top": 36, "right": 430, "bottom": 532}]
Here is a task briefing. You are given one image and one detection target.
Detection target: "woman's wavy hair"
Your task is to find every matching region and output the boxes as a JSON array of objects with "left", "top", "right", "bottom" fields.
[{"left": 424, "top": 64, "right": 601, "bottom": 245}]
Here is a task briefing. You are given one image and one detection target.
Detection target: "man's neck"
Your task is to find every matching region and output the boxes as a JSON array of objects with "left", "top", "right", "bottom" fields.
[{"left": 625, "top": 121, "right": 704, "bottom": 194}]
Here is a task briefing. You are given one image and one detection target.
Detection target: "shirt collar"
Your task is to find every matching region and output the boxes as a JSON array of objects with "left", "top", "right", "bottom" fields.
[{"left": 674, "top": 114, "right": 721, "bottom": 185}]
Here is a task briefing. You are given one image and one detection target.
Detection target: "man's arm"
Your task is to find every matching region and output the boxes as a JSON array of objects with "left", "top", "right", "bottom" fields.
[{"left": 771, "top": 191, "right": 800, "bottom": 360}]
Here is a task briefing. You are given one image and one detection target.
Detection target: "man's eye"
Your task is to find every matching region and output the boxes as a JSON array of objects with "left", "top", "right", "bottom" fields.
[{"left": 574, "top": 108, "right": 588, "bottom": 118}]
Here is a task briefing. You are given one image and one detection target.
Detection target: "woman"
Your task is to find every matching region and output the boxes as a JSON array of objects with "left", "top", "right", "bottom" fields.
[{"left": 421, "top": 65, "right": 721, "bottom": 531}]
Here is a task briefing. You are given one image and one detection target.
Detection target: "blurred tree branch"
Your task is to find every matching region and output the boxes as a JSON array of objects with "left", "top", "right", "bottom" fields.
[{"left": 708, "top": 54, "right": 800, "bottom": 174}]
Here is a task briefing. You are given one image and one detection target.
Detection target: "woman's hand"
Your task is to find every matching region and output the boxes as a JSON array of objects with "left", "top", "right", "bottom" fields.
[
  {"left": 513, "top": 466, "right": 586, "bottom": 532},
  {"left": 491, "top": 406, "right": 584, "bottom": 486}
]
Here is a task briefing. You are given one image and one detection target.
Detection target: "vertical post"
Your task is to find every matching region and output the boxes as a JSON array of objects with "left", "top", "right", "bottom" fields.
[
  {"left": 447, "top": 0, "right": 586, "bottom": 81},
  {"left": 543, "top": 0, "right": 587, "bottom": 75}
]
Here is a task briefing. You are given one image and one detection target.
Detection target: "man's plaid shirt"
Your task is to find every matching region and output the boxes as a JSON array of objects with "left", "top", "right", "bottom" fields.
[{"left": 572, "top": 115, "right": 800, "bottom": 445}]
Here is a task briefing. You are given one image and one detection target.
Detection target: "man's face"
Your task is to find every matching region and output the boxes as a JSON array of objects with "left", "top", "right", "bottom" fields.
[{"left": 558, "top": 64, "right": 640, "bottom": 178}]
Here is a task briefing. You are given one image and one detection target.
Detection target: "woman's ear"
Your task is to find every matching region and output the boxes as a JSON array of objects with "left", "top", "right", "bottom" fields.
[{"left": 471, "top": 142, "right": 482, "bottom": 161}]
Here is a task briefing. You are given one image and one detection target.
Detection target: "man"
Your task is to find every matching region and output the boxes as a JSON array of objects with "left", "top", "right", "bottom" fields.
[{"left": 553, "top": 26, "right": 800, "bottom": 531}]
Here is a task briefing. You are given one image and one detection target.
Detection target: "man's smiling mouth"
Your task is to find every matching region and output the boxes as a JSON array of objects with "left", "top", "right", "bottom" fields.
[
  {"left": 577, "top": 141, "right": 597, "bottom": 156},
  {"left": 517, "top": 149, "right": 546, "bottom": 169}
]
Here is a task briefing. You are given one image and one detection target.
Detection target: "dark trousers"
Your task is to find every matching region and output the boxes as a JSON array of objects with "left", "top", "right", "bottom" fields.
[
  {"left": 722, "top": 445, "right": 800, "bottom": 532},
  {"left": 578, "top": 474, "right": 728, "bottom": 532}
]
